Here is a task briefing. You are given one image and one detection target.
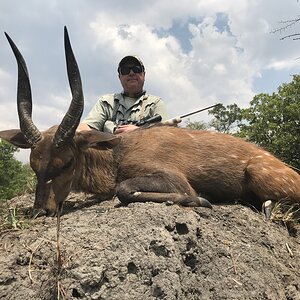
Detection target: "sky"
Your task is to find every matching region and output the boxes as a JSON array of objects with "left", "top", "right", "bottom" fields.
[{"left": 0, "top": 0, "right": 300, "bottom": 162}]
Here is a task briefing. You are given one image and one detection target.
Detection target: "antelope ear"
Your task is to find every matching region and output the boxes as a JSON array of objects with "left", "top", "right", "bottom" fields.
[
  {"left": 0, "top": 129, "right": 32, "bottom": 148},
  {"left": 75, "top": 130, "right": 121, "bottom": 150}
]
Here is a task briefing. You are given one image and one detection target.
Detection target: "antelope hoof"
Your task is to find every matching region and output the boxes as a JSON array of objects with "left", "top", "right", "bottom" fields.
[
  {"left": 262, "top": 200, "right": 275, "bottom": 220},
  {"left": 32, "top": 208, "right": 47, "bottom": 218},
  {"left": 197, "top": 197, "right": 213, "bottom": 209},
  {"left": 182, "top": 197, "right": 212, "bottom": 209}
]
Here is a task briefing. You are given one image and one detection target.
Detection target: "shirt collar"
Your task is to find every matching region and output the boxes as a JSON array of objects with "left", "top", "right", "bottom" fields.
[{"left": 121, "top": 90, "right": 146, "bottom": 98}]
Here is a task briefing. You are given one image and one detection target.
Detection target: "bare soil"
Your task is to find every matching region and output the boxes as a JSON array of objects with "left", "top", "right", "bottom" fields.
[{"left": 0, "top": 193, "right": 299, "bottom": 300}]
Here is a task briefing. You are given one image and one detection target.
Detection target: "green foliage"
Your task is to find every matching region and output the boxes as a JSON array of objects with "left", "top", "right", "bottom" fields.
[
  {"left": 208, "top": 103, "right": 243, "bottom": 134},
  {"left": 240, "top": 75, "right": 300, "bottom": 169},
  {"left": 185, "top": 119, "right": 207, "bottom": 130},
  {"left": 205, "top": 75, "right": 300, "bottom": 170},
  {"left": 0, "top": 140, "right": 36, "bottom": 200}
]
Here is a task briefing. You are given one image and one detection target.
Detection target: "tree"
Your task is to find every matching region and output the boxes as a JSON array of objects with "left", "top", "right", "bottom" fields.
[
  {"left": 271, "top": 1, "right": 300, "bottom": 41},
  {"left": 240, "top": 75, "right": 300, "bottom": 169},
  {"left": 185, "top": 104, "right": 243, "bottom": 133},
  {"left": 208, "top": 103, "right": 243, "bottom": 134},
  {"left": 191, "top": 76, "right": 300, "bottom": 170},
  {"left": 0, "top": 140, "right": 35, "bottom": 200},
  {"left": 185, "top": 119, "right": 207, "bottom": 130}
]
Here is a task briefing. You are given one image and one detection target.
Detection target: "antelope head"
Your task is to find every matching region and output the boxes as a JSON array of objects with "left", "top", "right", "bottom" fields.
[{"left": 0, "top": 27, "right": 85, "bottom": 216}]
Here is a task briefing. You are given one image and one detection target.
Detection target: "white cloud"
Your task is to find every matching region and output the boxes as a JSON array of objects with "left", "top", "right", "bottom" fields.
[{"left": 267, "top": 59, "right": 300, "bottom": 70}]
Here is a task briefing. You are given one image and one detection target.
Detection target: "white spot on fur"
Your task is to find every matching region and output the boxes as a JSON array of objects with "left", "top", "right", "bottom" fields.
[
  {"left": 187, "top": 133, "right": 198, "bottom": 141},
  {"left": 263, "top": 152, "right": 272, "bottom": 156},
  {"left": 133, "top": 192, "right": 141, "bottom": 196},
  {"left": 281, "top": 176, "right": 291, "bottom": 183},
  {"left": 230, "top": 154, "right": 238, "bottom": 159}
]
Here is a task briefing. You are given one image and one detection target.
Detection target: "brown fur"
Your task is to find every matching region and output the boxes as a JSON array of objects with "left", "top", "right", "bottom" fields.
[
  {"left": 115, "top": 126, "right": 300, "bottom": 204},
  {"left": 1, "top": 125, "right": 300, "bottom": 217}
]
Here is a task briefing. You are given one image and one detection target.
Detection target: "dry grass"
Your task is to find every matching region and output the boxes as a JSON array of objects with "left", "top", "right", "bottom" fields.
[
  {"left": 271, "top": 199, "right": 300, "bottom": 222},
  {"left": 271, "top": 199, "right": 300, "bottom": 236}
]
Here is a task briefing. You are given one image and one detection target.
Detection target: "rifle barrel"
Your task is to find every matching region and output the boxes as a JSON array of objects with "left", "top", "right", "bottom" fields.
[{"left": 180, "top": 103, "right": 221, "bottom": 119}]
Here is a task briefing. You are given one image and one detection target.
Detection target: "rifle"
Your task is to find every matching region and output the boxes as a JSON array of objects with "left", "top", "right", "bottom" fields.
[
  {"left": 117, "top": 115, "right": 162, "bottom": 126},
  {"left": 162, "top": 103, "right": 222, "bottom": 125},
  {"left": 117, "top": 103, "right": 221, "bottom": 127}
]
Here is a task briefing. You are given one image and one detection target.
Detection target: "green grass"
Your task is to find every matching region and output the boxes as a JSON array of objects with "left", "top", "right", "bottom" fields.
[{"left": 0, "top": 199, "right": 34, "bottom": 232}]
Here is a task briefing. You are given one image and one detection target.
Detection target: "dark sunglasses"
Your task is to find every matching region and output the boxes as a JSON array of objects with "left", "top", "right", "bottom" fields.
[{"left": 119, "top": 65, "right": 144, "bottom": 75}]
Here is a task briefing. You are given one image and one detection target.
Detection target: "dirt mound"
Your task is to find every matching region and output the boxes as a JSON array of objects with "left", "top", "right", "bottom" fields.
[{"left": 0, "top": 193, "right": 299, "bottom": 300}]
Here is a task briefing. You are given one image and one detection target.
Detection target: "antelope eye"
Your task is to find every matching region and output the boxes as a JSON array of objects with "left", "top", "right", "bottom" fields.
[
  {"left": 46, "top": 158, "right": 74, "bottom": 181},
  {"left": 62, "top": 158, "right": 74, "bottom": 171}
]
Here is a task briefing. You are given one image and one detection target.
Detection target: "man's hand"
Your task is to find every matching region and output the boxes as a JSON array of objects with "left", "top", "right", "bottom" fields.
[
  {"left": 114, "top": 124, "right": 139, "bottom": 134},
  {"left": 77, "top": 123, "right": 93, "bottom": 132}
]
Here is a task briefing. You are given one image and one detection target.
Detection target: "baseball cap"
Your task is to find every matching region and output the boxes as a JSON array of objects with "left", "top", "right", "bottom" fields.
[{"left": 118, "top": 55, "right": 145, "bottom": 73}]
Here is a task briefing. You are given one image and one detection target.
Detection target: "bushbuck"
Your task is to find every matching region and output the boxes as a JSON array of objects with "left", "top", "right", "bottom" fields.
[{"left": 1, "top": 27, "right": 300, "bottom": 218}]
